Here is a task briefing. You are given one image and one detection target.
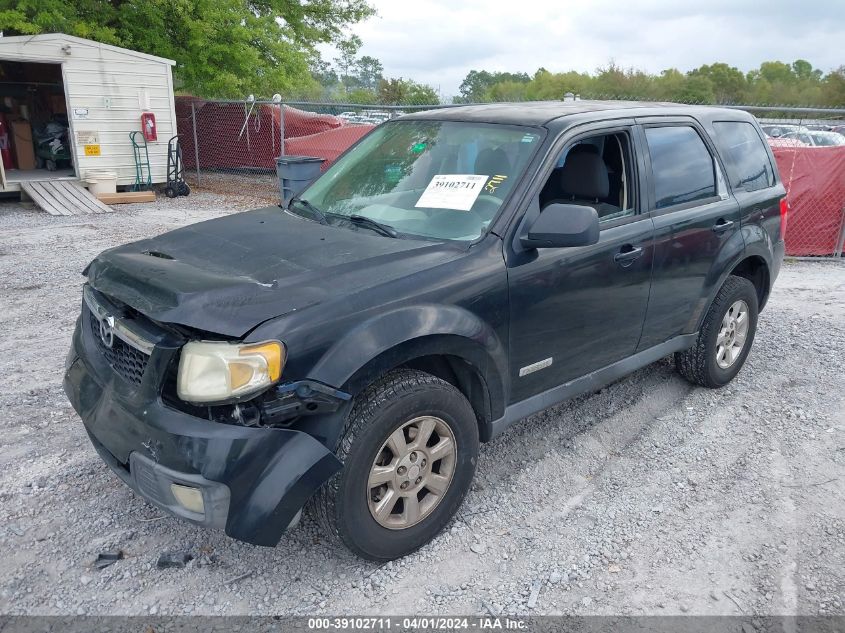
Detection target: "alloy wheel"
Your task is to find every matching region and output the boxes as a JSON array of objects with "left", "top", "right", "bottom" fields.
[
  {"left": 716, "top": 299, "right": 750, "bottom": 369},
  {"left": 367, "top": 416, "right": 457, "bottom": 529}
]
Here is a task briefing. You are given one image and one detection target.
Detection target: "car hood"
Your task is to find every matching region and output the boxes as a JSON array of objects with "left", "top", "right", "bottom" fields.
[{"left": 85, "top": 206, "right": 463, "bottom": 337}]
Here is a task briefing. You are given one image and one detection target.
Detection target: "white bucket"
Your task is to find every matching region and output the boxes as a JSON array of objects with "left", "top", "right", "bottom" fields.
[{"left": 85, "top": 170, "right": 118, "bottom": 195}]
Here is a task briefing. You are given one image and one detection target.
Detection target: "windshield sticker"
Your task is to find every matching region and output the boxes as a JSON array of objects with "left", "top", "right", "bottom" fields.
[
  {"left": 384, "top": 163, "right": 403, "bottom": 185},
  {"left": 521, "top": 134, "right": 535, "bottom": 143},
  {"left": 485, "top": 174, "right": 507, "bottom": 194},
  {"left": 415, "top": 174, "right": 488, "bottom": 211},
  {"left": 410, "top": 141, "right": 427, "bottom": 153}
]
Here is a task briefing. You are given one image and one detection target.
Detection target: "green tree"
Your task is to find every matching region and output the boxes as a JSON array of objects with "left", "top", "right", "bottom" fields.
[
  {"left": 457, "top": 70, "right": 530, "bottom": 102},
  {"left": 653, "top": 68, "right": 686, "bottom": 100},
  {"left": 310, "top": 57, "right": 339, "bottom": 88},
  {"left": 377, "top": 78, "right": 438, "bottom": 105},
  {"left": 525, "top": 69, "right": 591, "bottom": 100},
  {"left": 485, "top": 80, "right": 529, "bottom": 102},
  {"left": 677, "top": 75, "right": 715, "bottom": 103},
  {"left": 404, "top": 80, "right": 439, "bottom": 105},
  {"left": 821, "top": 66, "right": 845, "bottom": 106},
  {"left": 792, "top": 59, "right": 822, "bottom": 81},
  {"left": 346, "top": 87, "right": 378, "bottom": 104},
  {"left": 750, "top": 61, "right": 795, "bottom": 85},
  {"left": 0, "top": 0, "right": 375, "bottom": 98},
  {"left": 334, "top": 34, "right": 363, "bottom": 90},
  {"left": 688, "top": 63, "right": 747, "bottom": 103},
  {"left": 357, "top": 55, "right": 384, "bottom": 91}
]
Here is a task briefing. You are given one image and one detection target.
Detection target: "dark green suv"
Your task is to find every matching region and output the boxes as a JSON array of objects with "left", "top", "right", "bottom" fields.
[{"left": 64, "top": 101, "right": 786, "bottom": 560}]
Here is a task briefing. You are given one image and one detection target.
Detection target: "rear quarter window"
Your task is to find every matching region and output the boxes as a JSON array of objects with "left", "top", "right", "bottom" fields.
[
  {"left": 711, "top": 121, "right": 775, "bottom": 192},
  {"left": 645, "top": 126, "right": 717, "bottom": 209}
]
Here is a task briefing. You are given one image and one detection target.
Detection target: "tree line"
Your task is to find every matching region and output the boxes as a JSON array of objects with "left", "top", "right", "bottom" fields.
[{"left": 455, "top": 61, "right": 845, "bottom": 107}]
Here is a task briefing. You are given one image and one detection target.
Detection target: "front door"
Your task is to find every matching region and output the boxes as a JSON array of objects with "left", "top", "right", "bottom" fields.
[{"left": 506, "top": 125, "right": 655, "bottom": 403}]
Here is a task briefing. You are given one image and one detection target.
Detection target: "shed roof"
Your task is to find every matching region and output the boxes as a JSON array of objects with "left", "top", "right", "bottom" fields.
[{"left": 0, "top": 33, "right": 176, "bottom": 66}]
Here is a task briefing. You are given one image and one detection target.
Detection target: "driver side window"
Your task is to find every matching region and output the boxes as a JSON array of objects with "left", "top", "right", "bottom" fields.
[{"left": 538, "top": 132, "right": 636, "bottom": 224}]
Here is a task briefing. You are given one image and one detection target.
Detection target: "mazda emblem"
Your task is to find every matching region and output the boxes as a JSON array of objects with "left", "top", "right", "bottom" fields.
[{"left": 98, "top": 315, "right": 115, "bottom": 348}]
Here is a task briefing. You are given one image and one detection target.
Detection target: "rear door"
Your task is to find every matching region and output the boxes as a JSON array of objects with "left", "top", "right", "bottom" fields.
[
  {"left": 636, "top": 118, "right": 742, "bottom": 350},
  {"left": 708, "top": 119, "right": 785, "bottom": 251}
]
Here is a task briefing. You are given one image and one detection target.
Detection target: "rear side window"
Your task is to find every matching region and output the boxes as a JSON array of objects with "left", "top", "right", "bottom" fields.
[
  {"left": 712, "top": 121, "right": 775, "bottom": 192},
  {"left": 645, "top": 126, "right": 716, "bottom": 209}
]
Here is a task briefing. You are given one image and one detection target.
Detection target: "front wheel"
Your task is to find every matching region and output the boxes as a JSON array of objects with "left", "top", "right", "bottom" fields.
[
  {"left": 312, "top": 369, "right": 479, "bottom": 560},
  {"left": 675, "top": 275, "right": 759, "bottom": 388}
]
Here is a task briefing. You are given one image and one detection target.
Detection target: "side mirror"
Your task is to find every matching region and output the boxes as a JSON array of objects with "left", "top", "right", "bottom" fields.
[{"left": 520, "top": 203, "right": 600, "bottom": 249}]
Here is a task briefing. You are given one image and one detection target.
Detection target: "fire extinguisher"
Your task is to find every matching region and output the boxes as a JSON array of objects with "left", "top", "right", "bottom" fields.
[
  {"left": 141, "top": 112, "right": 157, "bottom": 142},
  {"left": 0, "top": 114, "right": 15, "bottom": 170}
]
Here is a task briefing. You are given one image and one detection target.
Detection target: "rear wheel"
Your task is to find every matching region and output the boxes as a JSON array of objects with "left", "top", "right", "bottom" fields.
[
  {"left": 675, "top": 275, "right": 759, "bottom": 388},
  {"left": 312, "top": 369, "right": 478, "bottom": 560}
]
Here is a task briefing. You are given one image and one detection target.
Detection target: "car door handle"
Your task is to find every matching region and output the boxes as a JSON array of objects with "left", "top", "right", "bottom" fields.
[
  {"left": 712, "top": 219, "right": 735, "bottom": 233},
  {"left": 614, "top": 245, "right": 643, "bottom": 266}
]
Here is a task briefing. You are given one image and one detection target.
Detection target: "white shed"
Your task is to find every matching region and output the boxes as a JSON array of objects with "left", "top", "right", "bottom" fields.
[{"left": 0, "top": 33, "right": 177, "bottom": 195}]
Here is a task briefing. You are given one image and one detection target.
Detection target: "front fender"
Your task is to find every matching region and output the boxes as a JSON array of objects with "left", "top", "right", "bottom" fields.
[{"left": 307, "top": 304, "right": 508, "bottom": 416}]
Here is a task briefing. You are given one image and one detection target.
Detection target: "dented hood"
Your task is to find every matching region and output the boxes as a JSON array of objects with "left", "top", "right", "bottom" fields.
[{"left": 85, "top": 206, "right": 460, "bottom": 337}]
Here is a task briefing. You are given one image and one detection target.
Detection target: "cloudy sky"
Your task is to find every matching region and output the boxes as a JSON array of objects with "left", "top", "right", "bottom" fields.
[{"left": 320, "top": 0, "right": 845, "bottom": 99}]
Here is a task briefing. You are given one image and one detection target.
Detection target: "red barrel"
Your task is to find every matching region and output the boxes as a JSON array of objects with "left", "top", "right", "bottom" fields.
[{"left": 0, "top": 115, "right": 14, "bottom": 170}]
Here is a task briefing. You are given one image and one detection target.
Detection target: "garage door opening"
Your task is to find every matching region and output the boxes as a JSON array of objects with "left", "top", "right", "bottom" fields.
[{"left": 0, "top": 59, "right": 75, "bottom": 186}]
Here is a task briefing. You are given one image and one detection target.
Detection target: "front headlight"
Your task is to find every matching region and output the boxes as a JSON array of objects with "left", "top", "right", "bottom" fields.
[{"left": 177, "top": 340, "right": 285, "bottom": 403}]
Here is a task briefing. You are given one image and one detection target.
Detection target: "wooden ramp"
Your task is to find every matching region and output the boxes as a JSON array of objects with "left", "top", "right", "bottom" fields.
[{"left": 21, "top": 180, "right": 113, "bottom": 216}]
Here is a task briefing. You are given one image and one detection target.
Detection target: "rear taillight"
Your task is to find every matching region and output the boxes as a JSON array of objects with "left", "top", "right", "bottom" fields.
[{"left": 779, "top": 197, "right": 788, "bottom": 241}]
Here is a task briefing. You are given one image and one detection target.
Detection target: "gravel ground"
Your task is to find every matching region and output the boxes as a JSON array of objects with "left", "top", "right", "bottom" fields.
[{"left": 0, "top": 191, "right": 843, "bottom": 617}]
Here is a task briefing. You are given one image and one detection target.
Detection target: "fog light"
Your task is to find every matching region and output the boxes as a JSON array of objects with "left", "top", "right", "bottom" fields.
[{"left": 170, "top": 484, "right": 205, "bottom": 514}]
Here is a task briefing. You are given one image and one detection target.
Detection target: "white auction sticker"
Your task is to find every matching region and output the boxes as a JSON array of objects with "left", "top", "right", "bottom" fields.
[{"left": 415, "top": 174, "right": 487, "bottom": 211}]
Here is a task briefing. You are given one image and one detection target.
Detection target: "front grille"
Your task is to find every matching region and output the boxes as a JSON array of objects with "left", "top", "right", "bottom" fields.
[{"left": 87, "top": 306, "right": 150, "bottom": 385}]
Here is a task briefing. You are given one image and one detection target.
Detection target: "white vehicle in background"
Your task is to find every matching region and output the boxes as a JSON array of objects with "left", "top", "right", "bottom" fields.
[
  {"left": 367, "top": 111, "right": 391, "bottom": 123},
  {"left": 767, "top": 137, "right": 809, "bottom": 148},
  {"left": 760, "top": 124, "right": 808, "bottom": 138},
  {"left": 337, "top": 111, "right": 358, "bottom": 122},
  {"left": 782, "top": 130, "right": 845, "bottom": 147}
]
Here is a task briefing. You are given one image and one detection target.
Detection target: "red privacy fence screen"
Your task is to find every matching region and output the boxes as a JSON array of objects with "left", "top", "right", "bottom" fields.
[
  {"left": 772, "top": 146, "right": 845, "bottom": 256},
  {"left": 175, "top": 97, "right": 374, "bottom": 172}
]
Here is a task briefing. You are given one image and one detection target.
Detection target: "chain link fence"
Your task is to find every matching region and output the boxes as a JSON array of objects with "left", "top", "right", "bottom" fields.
[{"left": 175, "top": 97, "right": 845, "bottom": 257}]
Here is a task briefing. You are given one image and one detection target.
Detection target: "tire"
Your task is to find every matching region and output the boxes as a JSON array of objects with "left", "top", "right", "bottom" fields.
[
  {"left": 675, "top": 275, "right": 759, "bottom": 388},
  {"left": 164, "top": 185, "right": 177, "bottom": 198},
  {"left": 179, "top": 182, "right": 190, "bottom": 197},
  {"left": 312, "top": 369, "right": 479, "bottom": 561}
]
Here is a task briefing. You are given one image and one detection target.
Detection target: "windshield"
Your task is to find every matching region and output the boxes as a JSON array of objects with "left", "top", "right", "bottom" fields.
[{"left": 296, "top": 120, "right": 542, "bottom": 241}]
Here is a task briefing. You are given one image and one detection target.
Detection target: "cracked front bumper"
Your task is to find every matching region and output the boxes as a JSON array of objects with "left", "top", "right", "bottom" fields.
[{"left": 62, "top": 320, "right": 342, "bottom": 546}]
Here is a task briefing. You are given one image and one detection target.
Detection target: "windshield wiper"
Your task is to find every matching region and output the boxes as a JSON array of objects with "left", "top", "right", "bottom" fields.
[
  {"left": 288, "top": 197, "right": 328, "bottom": 225},
  {"left": 349, "top": 214, "right": 398, "bottom": 238}
]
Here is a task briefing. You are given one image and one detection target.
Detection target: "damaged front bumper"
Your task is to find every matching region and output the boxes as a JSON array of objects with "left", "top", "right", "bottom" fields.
[{"left": 62, "top": 318, "right": 342, "bottom": 547}]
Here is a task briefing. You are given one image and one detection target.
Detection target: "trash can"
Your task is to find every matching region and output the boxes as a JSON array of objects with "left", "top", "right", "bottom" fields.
[{"left": 275, "top": 155, "right": 325, "bottom": 208}]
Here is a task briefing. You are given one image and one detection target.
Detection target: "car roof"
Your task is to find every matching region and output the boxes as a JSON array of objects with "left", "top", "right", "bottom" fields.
[{"left": 399, "top": 100, "right": 752, "bottom": 127}]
